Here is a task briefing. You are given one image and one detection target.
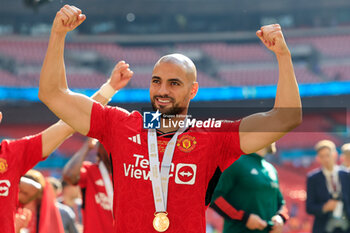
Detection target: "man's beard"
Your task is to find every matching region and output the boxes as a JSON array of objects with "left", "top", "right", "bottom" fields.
[{"left": 151, "top": 101, "right": 185, "bottom": 117}]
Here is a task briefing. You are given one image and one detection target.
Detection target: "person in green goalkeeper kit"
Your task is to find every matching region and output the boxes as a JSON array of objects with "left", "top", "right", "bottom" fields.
[{"left": 211, "top": 143, "right": 288, "bottom": 233}]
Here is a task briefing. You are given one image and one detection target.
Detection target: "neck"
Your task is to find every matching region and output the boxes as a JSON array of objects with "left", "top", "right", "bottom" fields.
[
  {"left": 62, "top": 195, "right": 76, "bottom": 207},
  {"left": 324, "top": 165, "right": 335, "bottom": 172}
]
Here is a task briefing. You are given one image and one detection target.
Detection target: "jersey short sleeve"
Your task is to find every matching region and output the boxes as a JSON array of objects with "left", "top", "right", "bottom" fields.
[
  {"left": 3, "top": 133, "right": 43, "bottom": 176},
  {"left": 87, "top": 102, "right": 131, "bottom": 147},
  {"left": 216, "top": 120, "right": 244, "bottom": 170},
  {"left": 79, "top": 161, "right": 93, "bottom": 188}
]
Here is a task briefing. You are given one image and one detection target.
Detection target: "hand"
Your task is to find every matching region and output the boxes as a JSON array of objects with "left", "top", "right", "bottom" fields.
[
  {"left": 246, "top": 214, "right": 267, "bottom": 230},
  {"left": 256, "top": 24, "right": 290, "bottom": 56},
  {"left": 15, "top": 208, "right": 32, "bottom": 233},
  {"left": 269, "top": 215, "right": 284, "bottom": 233},
  {"left": 323, "top": 199, "right": 338, "bottom": 212},
  {"left": 107, "top": 61, "right": 134, "bottom": 91},
  {"left": 52, "top": 5, "right": 86, "bottom": 35}
]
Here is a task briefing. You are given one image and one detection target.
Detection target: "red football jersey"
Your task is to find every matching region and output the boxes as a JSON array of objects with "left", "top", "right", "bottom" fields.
[
  {"left": 88, "top": 103, "right": 243, "bottom": 233},
  {"left": 0, "top": 134, "right": 42, "bottom": 233},
  {"left": 79, "top": 161, "right": 114, "bottom": 233}
]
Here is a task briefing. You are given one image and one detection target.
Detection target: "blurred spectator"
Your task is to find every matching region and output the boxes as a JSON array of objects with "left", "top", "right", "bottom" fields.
[
  {"left": 340, "top": 143, "right": 350, "bottom": 171},
  {"left": 63, "top": 138, "right": 113, "bottom": 233},
  {"left": 210, "top": 143, "right": 288, "bottom": 233},
  {"left": 58, "top": 180, "right": 83, "bottom": 230},
  {"left": 18, "top": 169, "right": 64, "bottom": 233},
  {"left": 306, "top": 140, "right": 350, "bottom": 233},
  {"left": 48, "top": 177, "right": 78, "bottom": 233}
]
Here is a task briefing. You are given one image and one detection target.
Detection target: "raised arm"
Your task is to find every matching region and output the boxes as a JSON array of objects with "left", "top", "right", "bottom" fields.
[
  {"left": 239, "top": 24, "right": 302, "bottom": 154},
  {"left": 38, "top": 5, "right": 133, "bottom": 135},
  {"left": 62, "top": 138, "right": 96, "bottom": 185},
  {"left": 40, "top": 58, "right": 132, "bottom": 158}
]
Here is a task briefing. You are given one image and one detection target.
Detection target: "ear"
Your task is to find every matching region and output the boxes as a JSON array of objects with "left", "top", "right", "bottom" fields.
[
  {"left": 0, "top": 112, "right": 2, "bottom": 123},
  {"left": 190, "top": 82, "right": 199, "bottom": 100}
]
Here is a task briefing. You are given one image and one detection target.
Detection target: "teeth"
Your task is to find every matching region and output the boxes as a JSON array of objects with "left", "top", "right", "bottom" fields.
[{"left": 158, "top": 99, "right": 170, "bottom": 103}]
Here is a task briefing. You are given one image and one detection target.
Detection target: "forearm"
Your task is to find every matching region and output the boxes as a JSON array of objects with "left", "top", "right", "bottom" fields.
[
  {"left": 42, "top": 120, "right": 74, "bottom": 157},
  {"left": 306, "top": 200, "right": 325, "bottom": 216},
  {"left": 39, "top": 31, "right": 68, "bottom": 103},
  {"left": 210, "top": 196, "right": 250, "bottom": 223},
  {"left": 63, "top": 141, "right": 90, "bottom": 185},
  {"left": 273, "top": 53, "right": 302, "bottom": 128},
  {"left": 274, "top": 53, "right": 301, "bottom": 108}
]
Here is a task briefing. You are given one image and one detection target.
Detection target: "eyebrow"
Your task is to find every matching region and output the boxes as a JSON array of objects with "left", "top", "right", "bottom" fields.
[
  {"left": 151, "top": 76, "right": 184, "bottom": 84},
  {"left": 168, "top": 78, "right": 184, "bottom": 84}
]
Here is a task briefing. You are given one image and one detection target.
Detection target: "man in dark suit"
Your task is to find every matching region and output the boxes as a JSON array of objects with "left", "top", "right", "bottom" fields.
[{"left": 306, "top": 140, "right": 350, "bottom": 233}]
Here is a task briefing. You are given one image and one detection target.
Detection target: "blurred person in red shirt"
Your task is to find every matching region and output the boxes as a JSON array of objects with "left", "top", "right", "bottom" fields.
[
  {"left": 18, "top": 169, "right": 64, "bottom": 233},
  {"left": 0, "top": 59, "right": 125, "bottom": 233},
  {"left": 63, "top": 138, "right": 113, "bottom": 233}
]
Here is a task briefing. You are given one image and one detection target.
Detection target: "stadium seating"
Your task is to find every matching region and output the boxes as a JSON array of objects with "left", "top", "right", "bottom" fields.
[
  {"left": 218, "top": 63, "right": 320, "bottom": 86},
  {"left": 288, "top": 35, "right": 350, "bottom": 58},
  {"left": 67, "top": 43, "right": 161, "bottom": 65},
  {"left": 321, "top": 63, "right": 350, "bottom": 81},
  {"left": 0, "top": 40, "right": 47, "bottom": 64},
  {"left": 1, "top": 36, "right": 350, "bottom": 89},
  {"left": 200, "top": 43, "right": 274, "bottom": 63},
  {"left": 0, "top": 69, "right": 32, "bottom": 86}
]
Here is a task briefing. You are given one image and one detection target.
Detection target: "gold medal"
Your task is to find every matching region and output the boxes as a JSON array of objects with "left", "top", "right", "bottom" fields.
[{"left": 153, "top": 212, "right": 170, "bottom": 232}]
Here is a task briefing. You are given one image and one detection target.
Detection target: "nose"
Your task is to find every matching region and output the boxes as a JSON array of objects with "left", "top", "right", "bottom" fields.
[{"left": 158, "top": 83, "right": 170, "bottom": 96}]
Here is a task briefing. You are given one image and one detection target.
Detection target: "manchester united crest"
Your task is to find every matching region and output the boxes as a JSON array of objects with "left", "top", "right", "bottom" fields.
[
  {"left": 177, "top": 135, "right": 197, "bottom": 153},
  {"left": 0, "top": 158, "right": 8, "bottom": 173}
]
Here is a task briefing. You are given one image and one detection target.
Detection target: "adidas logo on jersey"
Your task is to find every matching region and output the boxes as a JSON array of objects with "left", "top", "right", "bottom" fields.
[
  {"left": 128, "top": 134, "right": 141, "bottom": 145},
  {"left": 250, "top": 168, "right": 258, "bottom": 175}
]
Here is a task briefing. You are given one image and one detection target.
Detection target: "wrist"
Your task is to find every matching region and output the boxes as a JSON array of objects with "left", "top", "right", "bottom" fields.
[
  {"left": 273, "top": 215, "right": 285, "bottom": 224},
  {"left": 99, "top": 83, "right": 118, "bottom": 100},
  {"left": 50, "top": 29, "right": 67, "bottom": 38},
  {"left": 277, "top": 213, "right": 287, "bottom": 223},
  {"left": 275, "top": 50, "right": 291, "bottom": 59},
  {"left": 242, "top": 212, "right": 250, "bottom": 225}
]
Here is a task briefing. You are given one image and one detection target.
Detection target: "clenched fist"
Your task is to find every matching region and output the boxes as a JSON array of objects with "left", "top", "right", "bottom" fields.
[
  {"left": 108, "top": 61, "right": 134, "bottom": 91},
  {"left": 256, "top": 24, "right": 290, "bottom": 56},
  {"left": 52, "top": 5, "right": 86, "bottom": 34}
]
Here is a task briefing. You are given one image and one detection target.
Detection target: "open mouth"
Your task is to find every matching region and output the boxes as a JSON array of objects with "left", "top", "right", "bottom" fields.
[
  {"left": 155, "top": 97, "right": 173, "bottom": 107},
  {"left": 0, "top": 180, "right": 10, "bottom": 196}
]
